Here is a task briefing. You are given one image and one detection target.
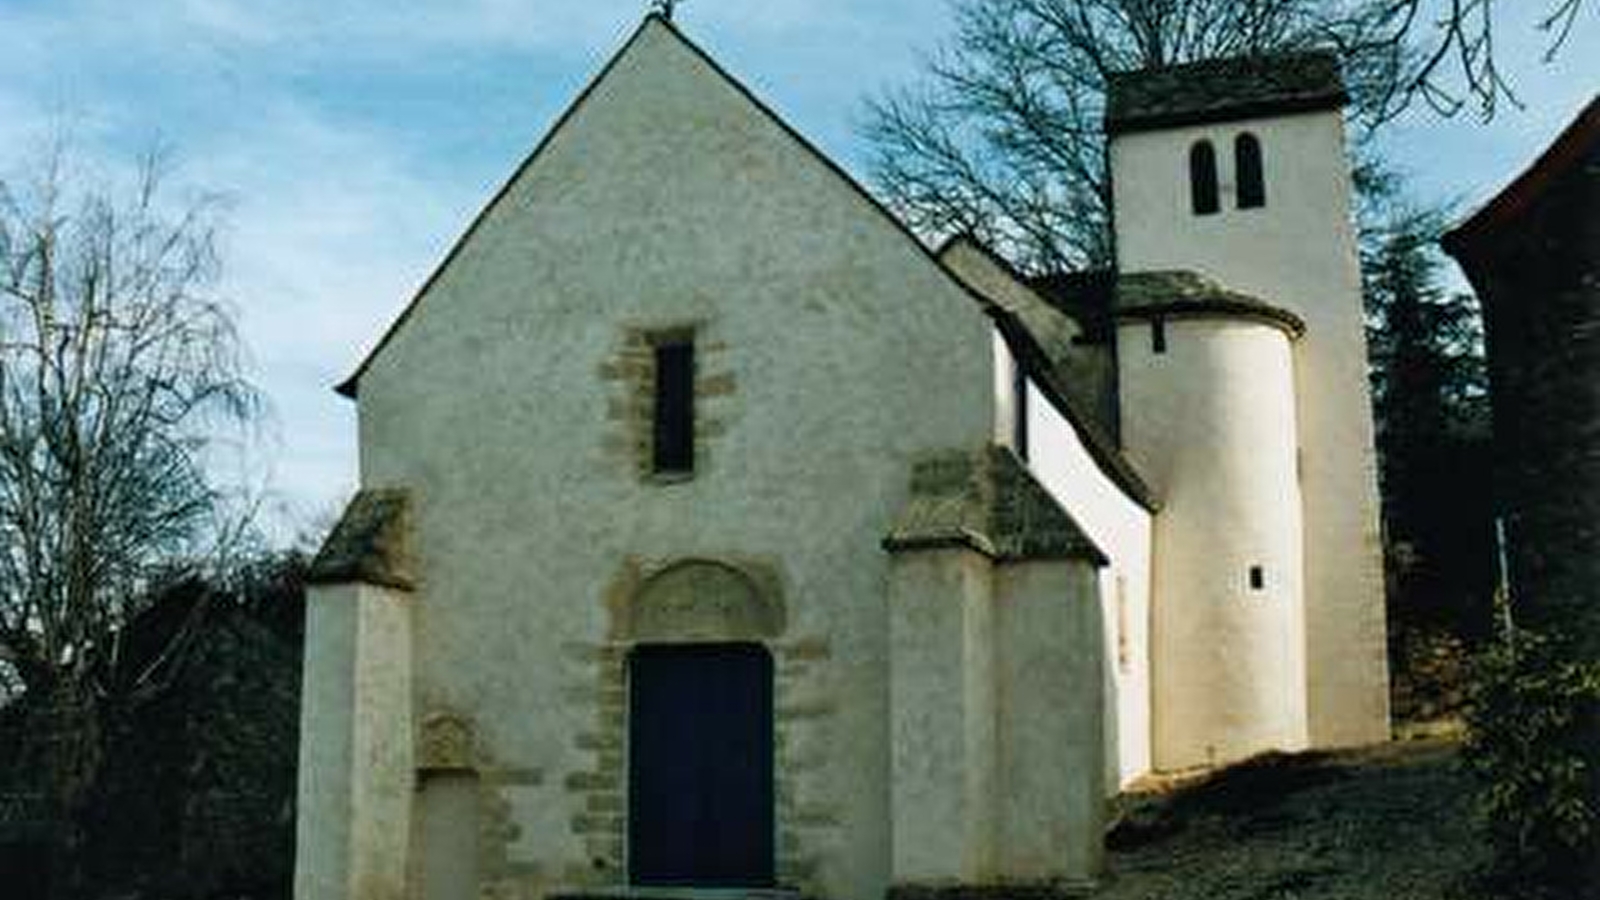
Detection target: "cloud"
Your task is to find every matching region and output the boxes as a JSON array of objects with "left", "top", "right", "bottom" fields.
[
  {"left": 0, "top": 0, "right": 956, "bottom": 542},
  {"left": 9, "top": 0, "right": 1586, "bottom": 548},
  {"left": 0, "top": 0, "right": 640, "bottom": 69},
  {"left": 181, "top": 97, "right": 490, "bottom": 532}
]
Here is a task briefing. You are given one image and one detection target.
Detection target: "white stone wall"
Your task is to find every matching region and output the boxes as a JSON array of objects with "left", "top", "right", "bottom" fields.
[
  {"left": 1117, "top": 318, "right": 1308, "bottom": 769},
  {"left": 886, "top": 547, "right": 1107, "bottom": 889},
  {"left": 992, "top": 560, "right": 1106, "bottom": 882},
  {"left": 295, "top": 587, "right": 356, "bottom": 900},
  {"left": 1111, "top": 110, "right": 1390, "bottom": 752},
  {"left": 295, "top": 583, "right": 415, "bottom": 900},
  {"left": 887, "top": 549, "right": 998, "bottom": 883},
  {"left": 942, "top": 246, "right": 1154, "bottom": 789},
  {"left": 351, "top": 20, "right": 997, "bottom": 900},
  {"left": 1009, "top": 361, "right": 1155, "bottom": 787}
]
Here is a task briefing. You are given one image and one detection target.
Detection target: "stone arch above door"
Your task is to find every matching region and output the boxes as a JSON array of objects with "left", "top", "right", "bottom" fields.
[{"left": 613, "top": 558, "right": 785, "bottom": 642}]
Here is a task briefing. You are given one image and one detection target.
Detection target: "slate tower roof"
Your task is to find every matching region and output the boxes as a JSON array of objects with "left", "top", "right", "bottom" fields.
[{"left": 1105, "top": 50, "right": 1347, "bottom": 135}]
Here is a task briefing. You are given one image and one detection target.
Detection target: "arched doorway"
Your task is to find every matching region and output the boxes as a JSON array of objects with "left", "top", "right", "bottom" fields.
[{"left": 627, "top": 642, "right": 774, "bottom": 887}]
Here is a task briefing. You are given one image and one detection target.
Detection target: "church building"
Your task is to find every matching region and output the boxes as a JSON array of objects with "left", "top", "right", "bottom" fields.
[{"left": 294, "top": 15, "right": 1390, "bottom": 900}]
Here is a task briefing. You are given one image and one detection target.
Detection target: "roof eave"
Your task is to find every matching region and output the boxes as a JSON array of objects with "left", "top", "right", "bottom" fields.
[
  {"left": 1442, "top": 95, "right": 1600, "bottom": 257},
  {"left": 1116, "top": 301, "right": 1306, "bottom": 339},
  {"left": 331, "top": 14, "right": 671, "bottom": 403},
  {"left": 1105, "top": 91, "right": 1347, "bottom": 136}
]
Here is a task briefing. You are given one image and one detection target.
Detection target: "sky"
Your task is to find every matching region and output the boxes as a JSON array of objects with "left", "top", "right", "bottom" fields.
[{"left": 0, "top": 0, "right": 1594, "bottom": 544}]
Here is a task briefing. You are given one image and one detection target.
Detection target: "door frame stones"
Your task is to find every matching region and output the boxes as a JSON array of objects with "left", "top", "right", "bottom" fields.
[{"left": 554, "top": 557, "right": 839, "bottom": 896}]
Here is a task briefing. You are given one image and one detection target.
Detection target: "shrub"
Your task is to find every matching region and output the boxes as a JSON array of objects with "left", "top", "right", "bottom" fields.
[{"left": 1461, "top": 625, "right": 1600, "bottom": 897}]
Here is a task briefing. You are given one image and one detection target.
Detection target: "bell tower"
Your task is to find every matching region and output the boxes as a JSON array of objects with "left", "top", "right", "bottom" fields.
[{"left": 1106, "top": 52, "right": 1390, "bottom": 762}]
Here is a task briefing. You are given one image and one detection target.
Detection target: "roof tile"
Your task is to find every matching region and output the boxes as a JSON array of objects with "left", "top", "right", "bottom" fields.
[{"left": 1106, "top": 51, "right": 1346, "bottom": 135}]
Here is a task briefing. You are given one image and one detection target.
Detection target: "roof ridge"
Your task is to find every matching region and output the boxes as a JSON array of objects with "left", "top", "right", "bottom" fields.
[
  {"left": 336, "top": 15, "right": 1007, "bottom": 399},
  {"left": 1110, "top": 47, "right": 1338, "bottom": 77},
  {"left": 334, "top": 15, "right": 664, "bottom": 397}
]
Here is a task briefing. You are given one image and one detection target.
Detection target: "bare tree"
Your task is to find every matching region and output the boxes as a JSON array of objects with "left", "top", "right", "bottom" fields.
[
  {"left": 861, "top": 0, "right": 1400, "bottom": 270},
  {"left": 1369, "top": 0, "right": 1589, "bottom": 119},
  {"left": 861, "top": 0, "right": 1589, "bottom": 271},
  {"left": 0, "top": 141, "right": 258, "bottom": 896}
]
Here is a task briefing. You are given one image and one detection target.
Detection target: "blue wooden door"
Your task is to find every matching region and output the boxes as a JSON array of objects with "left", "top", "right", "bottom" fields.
[{"left": 627, "top": 643, "right": 774, "bottom": 886}]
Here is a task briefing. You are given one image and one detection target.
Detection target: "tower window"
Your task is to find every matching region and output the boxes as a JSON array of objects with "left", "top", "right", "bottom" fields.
[
  {"left": 1151, "top": 317, "right": 1167, "bottom": 354},
  {"left": 1189, "top": 140, "right": 1219, "bottom": 215},
  {"left": 1249, "top": 565, "right": 1265, "bottom": 591},
  {"left": 652, "top": 338, "right": 695, "bottom": 475},
  {"left": 1235, "top": 133, "right": 1265, "bottom": 209}
]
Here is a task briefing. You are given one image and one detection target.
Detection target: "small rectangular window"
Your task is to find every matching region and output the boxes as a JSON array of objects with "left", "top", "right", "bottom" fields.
[
  {"left": 652, "top": 340, "right": 694, "bottom": 475},
  {"left": 1151, "top": 318, "right": 1167, "bottom": 354},
  {"left": 1249, "top": 565, "right": 1265, "bottom": 591}
]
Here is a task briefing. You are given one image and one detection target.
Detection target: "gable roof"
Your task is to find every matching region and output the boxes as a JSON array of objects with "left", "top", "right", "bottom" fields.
[
  {"left": 1442, "top": 94, "right": 1600, "bottom": 257},
  {"left": 308, "top": 488, "right": 415, "bottom": 590},
  {"left": 336, "top": 14, "right": 1016, "bottom": 399},
  {"left": 1105, "top": 50, "right": 1346, "bottom": 136},
  {"left": 335, "top": 16, "right": 654, "bottom": 398},
  {"left": 332, "top": 15, "right": 1159, "bottom": 516},
  {"left": 937, "top": 236, "right": 1159, "bottom": 512}
]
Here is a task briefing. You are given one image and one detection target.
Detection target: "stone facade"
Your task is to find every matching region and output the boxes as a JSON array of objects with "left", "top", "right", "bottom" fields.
[
  {"left": 295, "top": 17, "right": 1392, "bottom": 900},
  {"left": 598, "top": 325, "right": 737, "bottom": 482}
]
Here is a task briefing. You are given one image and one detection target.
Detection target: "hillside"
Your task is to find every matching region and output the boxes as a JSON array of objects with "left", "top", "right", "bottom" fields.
[{"left": 1097, "top": 736, "right": 1488, "bottom": 900}]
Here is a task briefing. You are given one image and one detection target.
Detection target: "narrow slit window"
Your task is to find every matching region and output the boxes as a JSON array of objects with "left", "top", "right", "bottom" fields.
[
  {"left": 1189, "top": 140, "right": 1220, "bottom": 215},
  {"left": 652, "top": 340, "right": 694, "bottom": 475},
  {"left": 1151, "top": 318, "right": 1167, "bottom": 355},
  {"left": 1235, "top": 133, "right": 1265, "bottom": 209},
  {"left": 1012, "top": 362, "right": 1030, "bottom": 462},
  {"left": 1115, "top": 574, "right": 1131, "bottom": 673},
  {"left": 1249, "top": 565, "right": 1265, "bottom": 591}
]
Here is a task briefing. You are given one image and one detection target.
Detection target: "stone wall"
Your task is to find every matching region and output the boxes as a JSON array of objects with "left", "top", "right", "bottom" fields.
[
  {"left": 346, "top": 18, "right": 996, "bottom": 900},
  {"left": 1111, "top": 106, "right": 1391, "bottom": 751},
  {"left": 598, "top": 325, "right": 736, "bottom": 482}
]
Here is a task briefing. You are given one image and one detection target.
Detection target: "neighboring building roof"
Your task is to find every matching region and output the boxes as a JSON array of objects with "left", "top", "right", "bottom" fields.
[
  {"left": 883, "top": 445, "right": 1110, "bottom": 565},
  {"left": 1442, "top": 94, "right": 1600, "bottom": 257},
  {"left": 307, "top": 488, "right": 416, "bottom": 590},
  {"left": 1105, "top": 50, "right": 1347, "bottom": 135},
  {"left": 1115, "top": 270, "right": 1306, "bottom": 337}
]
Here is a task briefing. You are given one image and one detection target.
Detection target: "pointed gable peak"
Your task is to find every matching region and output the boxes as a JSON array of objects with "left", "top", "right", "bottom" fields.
[
  {"left": 335, "top": 11, "right": 981, "bottom": 399},
  {"left": 336, "top": 13, "right": 710, "bottom": 398}
]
